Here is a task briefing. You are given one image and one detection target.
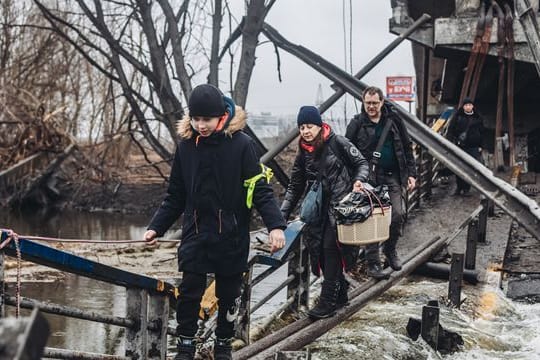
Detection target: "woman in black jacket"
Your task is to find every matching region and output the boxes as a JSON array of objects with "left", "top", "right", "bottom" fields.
[
  {"left": 144, "top": 84, "right": 286, "bottom": 360},
  {"left": 280, "top": 106, "right": 369, "bottom": 319}
]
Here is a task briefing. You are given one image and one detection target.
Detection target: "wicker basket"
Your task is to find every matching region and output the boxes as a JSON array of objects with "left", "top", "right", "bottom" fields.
[{"left": 337, "top": 206, "right": 392, "bottom": 246}]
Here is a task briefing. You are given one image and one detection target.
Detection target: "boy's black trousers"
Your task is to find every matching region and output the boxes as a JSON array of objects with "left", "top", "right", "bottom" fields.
[{"left": 176, "top": 271, "right": 243, "bottom": 339}]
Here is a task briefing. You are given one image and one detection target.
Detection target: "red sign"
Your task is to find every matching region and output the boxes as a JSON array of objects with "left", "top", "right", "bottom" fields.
[{"left": 386, "top": 76, "right": 415, "bottom": 102}]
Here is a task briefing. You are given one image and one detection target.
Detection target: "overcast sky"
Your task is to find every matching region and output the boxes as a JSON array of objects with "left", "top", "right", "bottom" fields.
[{"left": 231, "top": 0, "right": 415, "bottom": 118}]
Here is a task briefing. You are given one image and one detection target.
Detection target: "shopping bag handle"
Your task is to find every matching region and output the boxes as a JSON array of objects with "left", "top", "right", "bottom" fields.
[{"left": 360, "top": 188, "right": 386, "bottom": 216}]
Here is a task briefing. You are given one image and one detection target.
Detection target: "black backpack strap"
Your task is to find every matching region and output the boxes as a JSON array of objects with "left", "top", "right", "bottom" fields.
[
  {"left": 370, "top": 118, "right": 393, "bottom": 175},
  {"left": 327, "top": 136, "right": 352, "bottom": 171}
]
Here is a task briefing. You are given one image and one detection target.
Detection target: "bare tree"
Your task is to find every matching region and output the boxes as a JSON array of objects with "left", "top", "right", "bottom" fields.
[{"left": 32, "top": 0, "right": 277, "bottom": 163}]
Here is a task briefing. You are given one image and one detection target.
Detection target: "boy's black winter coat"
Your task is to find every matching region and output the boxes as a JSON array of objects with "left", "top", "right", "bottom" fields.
[{"left": 148, "top": 109, "right": 286, "bottom": 275}]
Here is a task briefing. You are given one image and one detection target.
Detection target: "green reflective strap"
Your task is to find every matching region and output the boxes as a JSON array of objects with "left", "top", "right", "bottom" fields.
[{"left": 243, "top": 164, "right": 273, "bottom": 209}]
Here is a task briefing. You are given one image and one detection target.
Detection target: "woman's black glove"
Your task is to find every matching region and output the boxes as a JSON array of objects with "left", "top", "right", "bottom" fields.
[{"left": 280, "top": 199, "right": 292, "bottom": 222}]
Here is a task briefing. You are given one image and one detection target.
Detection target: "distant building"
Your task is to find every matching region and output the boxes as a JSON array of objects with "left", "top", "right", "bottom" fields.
[{"left": 248, "top": 112, "right": 296, "bottom": 140}]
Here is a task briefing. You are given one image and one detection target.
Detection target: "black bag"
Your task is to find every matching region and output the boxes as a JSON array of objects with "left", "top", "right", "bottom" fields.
[
  {"left": 299, "top": 181, "right": 323, "bottom": 225},
  {"left": 333, "top": 184, "right": 391, "bottom": 225},
  {"left": 456, "top": 131, "right": 467, "bottom": 146}
]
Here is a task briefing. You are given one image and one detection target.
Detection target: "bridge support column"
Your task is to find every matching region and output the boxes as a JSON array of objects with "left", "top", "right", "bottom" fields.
[
  {"left": 448, "top": 253, "right": 464, "bottom": 307},
  {"left": 126, "top": 288, "right": 148, "bottom": 359},
  {"left": 465, "top": 219, "right": 479, "bottom": 270},
  {"left": 287, "top": 236, "right": 309, "bottom": 313},
  {"left": 147, "top": 293, "right": 169, "bottom": 359},
  {"left": 421, "top": 300, "right": 440, "bottom": 351}
]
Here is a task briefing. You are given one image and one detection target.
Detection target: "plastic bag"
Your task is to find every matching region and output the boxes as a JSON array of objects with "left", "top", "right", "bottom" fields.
[{"left": 333, "top": 184, "right": 391, "bottom": 225}]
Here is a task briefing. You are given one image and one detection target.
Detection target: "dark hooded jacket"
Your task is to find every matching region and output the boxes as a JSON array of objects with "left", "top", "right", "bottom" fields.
[
  {"left": 280, "top": 124, "right": 369, "bottom": 272},
  {"left": 345, "top": 103, "right": 417, "bottom": 186},
  {"left": 448, "top": 108, "right": 485, "bottom": 149},
  {"left": 148, "top": 108, "right": 286, "bottom": 275}
]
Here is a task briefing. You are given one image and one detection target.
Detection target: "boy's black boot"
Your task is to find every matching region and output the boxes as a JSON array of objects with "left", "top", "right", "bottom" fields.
[
  {"left": 336, "top": 276, "right": 349, "bottom": 308},
  {"left": 174, "top": 336, "right": 196, "bottom": 360},
  {"left": 214, "top": 337, "right": 233, "bottom": 360},
  {"left": 307, "top": 279, "right": 340, "bottom": 319}
]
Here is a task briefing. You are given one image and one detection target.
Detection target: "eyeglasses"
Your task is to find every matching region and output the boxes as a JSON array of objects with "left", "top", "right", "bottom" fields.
[{"left": 364, "top": 101, "right": 381, "bottom": 106}]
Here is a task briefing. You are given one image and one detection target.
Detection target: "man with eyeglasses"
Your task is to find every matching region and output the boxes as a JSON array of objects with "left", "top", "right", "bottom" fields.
[{"left": 345, "top": 86, "right": 417, "bottom": 279}]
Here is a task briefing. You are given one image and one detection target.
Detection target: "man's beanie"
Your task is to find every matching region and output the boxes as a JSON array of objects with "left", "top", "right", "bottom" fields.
[
  {"left": 462, "top": 97, "right": 474, "bottom": 106},
  {"left": 297, "top": 106, "right": 322, "bottom": 127},
  {"left": 188, "top": 84, "right": 226, "bottom": 117}
]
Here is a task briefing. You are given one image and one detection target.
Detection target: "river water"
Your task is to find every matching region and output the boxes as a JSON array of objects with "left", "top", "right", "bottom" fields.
[{"left": 1, "top": 209, "right": 540, "bottom": 359}]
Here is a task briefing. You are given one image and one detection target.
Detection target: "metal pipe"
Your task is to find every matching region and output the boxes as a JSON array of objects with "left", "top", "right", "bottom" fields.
[
  {"left": 250, "top": 274, "right": 295, "bottom": 314},
  {"left": 3, "top": 295, "right": 134, "bottom": 328},
  {"left": 43, "top": 348, "right": 129, "bottom": 360},
  {"left": 259, "top": 14, "right": 431, "bottom": 164}
]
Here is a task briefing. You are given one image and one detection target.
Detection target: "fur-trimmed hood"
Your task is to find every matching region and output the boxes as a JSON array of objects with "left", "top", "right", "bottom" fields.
[{"left": 177, "top": 106, "right": 247, "bottom": 139}]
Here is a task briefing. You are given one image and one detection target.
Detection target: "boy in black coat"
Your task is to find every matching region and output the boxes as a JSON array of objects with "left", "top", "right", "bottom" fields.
[{"left": 144, "top": 84, "right": 286, "bottom": 360}]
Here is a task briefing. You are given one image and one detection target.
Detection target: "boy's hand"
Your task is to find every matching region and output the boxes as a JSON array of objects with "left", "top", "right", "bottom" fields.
[
  {"left": 144, "top": 230, "right": 158, "bottom": 246},
  {"left": 269, "top": 228, "right": 285, "bottom": 254}
]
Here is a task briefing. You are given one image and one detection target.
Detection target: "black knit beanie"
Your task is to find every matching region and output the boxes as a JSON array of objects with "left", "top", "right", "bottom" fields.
[
  {"left": 297, "top": 106, "right": 322, "bottom": 127},
  {"left": 188, "top": 84, "right": 226, "bottom": 117},
  {"left": 462, "top": 97, "right": 474, "bottom": 106}
]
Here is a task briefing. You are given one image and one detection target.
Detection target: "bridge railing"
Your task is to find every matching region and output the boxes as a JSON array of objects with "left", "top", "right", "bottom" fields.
[{"left": 0, "top": 220, "right": 307, "bottom": 359}]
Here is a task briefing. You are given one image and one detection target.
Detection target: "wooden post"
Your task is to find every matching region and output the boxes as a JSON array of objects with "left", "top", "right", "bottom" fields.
[
  {"left": 478, "top": 198, "right": 489, "bottom": 243},
  {"left": 237, "top": 269, "right": 253, "bottom": 345},
  {"left": 417, "top": 146, "right": 423, "bottom": 208},
  {"left": 126, "top": 288, "right": 148, "bottom": 360},
  {"left": 426, "top": 152, "right": 433, "bottom": 197},
  {"left": 298, "top": 238, "right": 310, "bottom": 311},
  {"left": 147, "top": 294, "right": 169, "bottom": 359},
  {"left": 487, "top": 198, "right": 495, "bottom": 217},
  {"left": 465, "top": 219, "right": 478, "bottom": 270},
  {"left": 0, "top": 237, "right": 5, "bottom": 318},
  {"left": 287, "top": 237, "right": 307, "bottom": 313},
  {"left": 448, "top": 253, "right": 464, "bottom": 307},
  {"left": 421, "top": 302, "right": 439, "bottom": 351}
]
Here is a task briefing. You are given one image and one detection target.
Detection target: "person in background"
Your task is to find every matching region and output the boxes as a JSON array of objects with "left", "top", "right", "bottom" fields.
[
  {"left": 345, "top": 86, "right": 417, "bottom": 278},
  {"left": 144, "top": 84, "right": 286, "bottom": 360},
  {"left": 280, "top": 106, "right": 369, "bottom": 319},
  {"left": 448, "top": 97, "right": 485, "bottom": 196}
]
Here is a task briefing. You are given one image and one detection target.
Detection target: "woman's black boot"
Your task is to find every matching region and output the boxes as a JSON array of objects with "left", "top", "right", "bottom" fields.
[{"left": 307, "top": 279, "right": 340, "bottom": 319}]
